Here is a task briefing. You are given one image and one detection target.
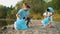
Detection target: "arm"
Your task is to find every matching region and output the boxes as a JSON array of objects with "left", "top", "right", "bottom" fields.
[
  {"left": 43, "top": 12, "right": 47, "bottom": 18},
  {"left": 49, "top": 12, "right": 52, "bottom": 17},
  {"left": 16, "top": 13, "right": 20, "bottom": 19},
  {"left": 16, "top": 9, "right": 23, "bottom": 20},
  {"left": 43, "top": 15, "right": 47, "bottom": 18}
]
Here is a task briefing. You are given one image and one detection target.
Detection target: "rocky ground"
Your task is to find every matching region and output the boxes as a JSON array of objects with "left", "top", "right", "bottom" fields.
[{"left": 0, "top": 20, "right": 60, "bottom": 34}]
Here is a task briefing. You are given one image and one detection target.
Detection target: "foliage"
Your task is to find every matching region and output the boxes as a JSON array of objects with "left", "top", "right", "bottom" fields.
[{"left": 0, "top": 0, "right": 60, "bottom": 27}]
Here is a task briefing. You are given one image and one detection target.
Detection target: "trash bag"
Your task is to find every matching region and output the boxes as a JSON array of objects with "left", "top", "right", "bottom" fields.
[
  {"left": 41, "top": 17, "right": 51, "bottom": 26},
  {"left": 14, "top": 19, "right": 28, "bottom": 30}
]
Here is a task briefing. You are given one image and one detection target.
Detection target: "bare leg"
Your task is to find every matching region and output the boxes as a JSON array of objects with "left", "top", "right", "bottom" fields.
[{"left": 47, "top": 23, "right": 51, "bottom": 28}]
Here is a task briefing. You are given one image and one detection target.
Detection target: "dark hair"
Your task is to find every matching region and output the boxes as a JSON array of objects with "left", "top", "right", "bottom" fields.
[
  {"left": 47, "top": 8, "right": 50, "bottom": 12},
  {"left": 26, "top": 5, "right": 30, "bottom": 8},
  {"left": 23, "top": 2, "right": 30, "bottom": 8}
]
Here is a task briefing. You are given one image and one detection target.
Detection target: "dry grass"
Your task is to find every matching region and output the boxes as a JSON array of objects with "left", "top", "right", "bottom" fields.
[
  {"left": 30, "top": 12, "right": 60, "bottom": 22},
  {"left": 30, "top": 12, "right": 43, "bottom": 20},
  {"left": 53, "top": 14, "right": 60, "bottom": 22}
]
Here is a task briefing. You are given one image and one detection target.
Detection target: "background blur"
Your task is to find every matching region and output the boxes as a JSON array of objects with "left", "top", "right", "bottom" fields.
[{"left": 0, "top": 0, "right": 60, "bottom": 27}]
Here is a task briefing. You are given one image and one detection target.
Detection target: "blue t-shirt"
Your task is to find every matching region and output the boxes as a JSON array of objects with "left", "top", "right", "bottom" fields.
[{"left": 18, "top": 8, "right": 30, "bottom": 19}]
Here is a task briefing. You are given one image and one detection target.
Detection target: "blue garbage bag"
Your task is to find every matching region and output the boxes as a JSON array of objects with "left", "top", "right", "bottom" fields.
[
  {"left": 14, "top": 19, "right": 28, "bottom": 30},
  {"left": 41, "top": 17, "right": 51, "bottom": 26}
]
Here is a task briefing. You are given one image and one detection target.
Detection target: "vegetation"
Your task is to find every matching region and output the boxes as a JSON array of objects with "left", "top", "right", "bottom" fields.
[{"left": 0, "top": 0, "right": 60, "bottom": 27}]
